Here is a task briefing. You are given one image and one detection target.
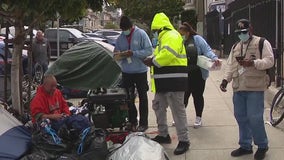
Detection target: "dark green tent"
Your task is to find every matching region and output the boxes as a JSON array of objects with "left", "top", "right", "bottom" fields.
[{"left": 46, "top": 41, "right": 121, "bottom": 90}]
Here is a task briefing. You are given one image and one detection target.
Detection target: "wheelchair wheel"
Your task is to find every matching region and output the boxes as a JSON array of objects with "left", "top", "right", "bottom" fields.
[{"left": 270, "top": 88, "right": 284, "bottom": 126}]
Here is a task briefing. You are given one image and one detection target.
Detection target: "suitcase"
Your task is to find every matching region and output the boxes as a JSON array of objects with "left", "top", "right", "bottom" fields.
[{"left": 87, "top": 88, "right": 128, "bottom": 129}]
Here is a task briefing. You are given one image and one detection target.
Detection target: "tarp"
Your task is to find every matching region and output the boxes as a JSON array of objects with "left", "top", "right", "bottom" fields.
[
  {"left": 0, "top": 106, "right": 31, "bottom": 160},
  {"left": 46, "top": 41, "right": 121, "bottom": 90}
]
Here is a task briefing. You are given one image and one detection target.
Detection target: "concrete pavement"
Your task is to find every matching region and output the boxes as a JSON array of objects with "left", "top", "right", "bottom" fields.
[{"left": 143, "top": 59, "right": 284, "bottom": 160}]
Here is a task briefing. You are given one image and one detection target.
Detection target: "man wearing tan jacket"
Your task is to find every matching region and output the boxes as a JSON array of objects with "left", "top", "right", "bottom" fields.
[{"left": 220, "top": 19, "right": 274, "bottom": 160}]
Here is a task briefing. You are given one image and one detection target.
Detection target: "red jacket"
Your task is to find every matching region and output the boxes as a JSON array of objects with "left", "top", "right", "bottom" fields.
[{"left": 30, "top": 85, "right": 71, "bottom": 122}]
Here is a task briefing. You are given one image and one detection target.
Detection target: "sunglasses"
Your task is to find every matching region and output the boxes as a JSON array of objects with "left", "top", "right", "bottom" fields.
[{"left": 237, "top": 31, "right": 248, "bottom": 35}]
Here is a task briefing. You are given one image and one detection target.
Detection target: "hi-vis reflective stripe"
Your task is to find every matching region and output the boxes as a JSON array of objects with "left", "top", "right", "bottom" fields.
[
  {"left": 151, "top": 73, "right": 188, "bottom": 79},
  {"left": 161, "top": 46, "right": 187, "bottom": 59}
]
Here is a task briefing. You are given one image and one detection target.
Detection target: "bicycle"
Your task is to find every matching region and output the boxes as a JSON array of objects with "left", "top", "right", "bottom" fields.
[
  {"left": 270, "top": 87, "right": 284, "bottom": 126},
  {"left": 33, "top": 63, "right": 44, "bottom": 84}
]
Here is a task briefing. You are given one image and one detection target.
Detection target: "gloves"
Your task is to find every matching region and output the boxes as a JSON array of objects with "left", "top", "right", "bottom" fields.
[
  {"left": 220, "top": 79, "right": 228, "bottom": 92},
  {"left": 143, "top": 57, "right": 153, "bottom": 67}
]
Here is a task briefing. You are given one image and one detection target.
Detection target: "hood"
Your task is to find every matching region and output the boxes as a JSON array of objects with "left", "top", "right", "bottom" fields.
[{"left": 151, "top": 12, "right": 174, "bottom": 31}]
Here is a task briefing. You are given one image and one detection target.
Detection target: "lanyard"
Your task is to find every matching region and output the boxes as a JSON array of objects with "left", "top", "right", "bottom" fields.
[
  {"left": 126, "top": 27, "right": 134, "bottom": 50},
  {"left": 240, "top": 38, "right": 252, "bottom": 57}
]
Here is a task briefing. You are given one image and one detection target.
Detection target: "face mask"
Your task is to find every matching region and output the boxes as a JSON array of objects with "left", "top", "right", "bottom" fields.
[
  {"left": 238, "top": 32, "right": 250, "bottom": 42},
  {"left": 123, "top": 30, "right": 131, "bottom": 36},
  {"left": 153, "top": 31, "right": 158, "bottom": 39},
  {"left": 182, "top": 35, "right": 186, "bottom": 41}
]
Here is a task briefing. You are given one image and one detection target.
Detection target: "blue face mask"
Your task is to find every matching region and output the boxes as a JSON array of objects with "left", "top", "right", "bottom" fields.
[
  {"left": 238, "top": 32, "right": 250, "bottom": 42},
  {"left": 153, "top": 31, "right": 158, "bottom": 39},
  {"left": 123, "top": 30, "right": 131, "bottom": 36},
  {"left": 152, "top": 32, "right": 159, "bottom": 47}
]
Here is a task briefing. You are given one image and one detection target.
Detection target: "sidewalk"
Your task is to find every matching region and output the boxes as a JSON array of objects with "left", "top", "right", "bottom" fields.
[{"left": 144, "top": 59, "right": 284, "bottom": 160}]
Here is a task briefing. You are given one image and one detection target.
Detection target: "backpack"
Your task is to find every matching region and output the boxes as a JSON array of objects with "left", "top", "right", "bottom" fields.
[
  {"left": 258, "top": 37, "right": 275, "bottom": 87},
  {"left": 232, "top": 37, "right": 275, "bottom": 87}
]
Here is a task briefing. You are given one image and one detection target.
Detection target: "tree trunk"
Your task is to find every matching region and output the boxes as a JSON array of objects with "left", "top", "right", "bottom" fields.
[{"left": 11, "top": 24, "right": 25, "bottom": 115}]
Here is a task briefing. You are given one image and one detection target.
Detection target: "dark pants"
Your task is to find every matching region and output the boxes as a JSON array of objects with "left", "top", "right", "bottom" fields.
[
  {"left": 122, "top": 72, "right": 149, "bottom": 126},
  {"left": 184, "top": 69, "right": 206, "bottom": 117}
]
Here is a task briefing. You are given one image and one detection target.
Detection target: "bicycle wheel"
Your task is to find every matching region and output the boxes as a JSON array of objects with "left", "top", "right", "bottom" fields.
[
  {"left": 22, "top": 74, "right": 31, "bottom": 90},
  {"left": 270, "top": 88, "right": 284, "bottom": 126},
  {"left": 34, "top": 63, "right": 43, "bottom": 84}
]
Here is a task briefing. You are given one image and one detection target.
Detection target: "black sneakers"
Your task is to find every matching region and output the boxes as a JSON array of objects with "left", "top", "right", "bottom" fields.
[
  {"left": 174, "top": 141, "right": 190, "bottom": 155},
  {"left": 231, "top": 147, "right": 253, "bottom": 157},
  {"left": 254, "top": 147, "right": 268, "bottom": 160},
  {"left": 152, "top": 134, "right": 171, "bottom": 144}
]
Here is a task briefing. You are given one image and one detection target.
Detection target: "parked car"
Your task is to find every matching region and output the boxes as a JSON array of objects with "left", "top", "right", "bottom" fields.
[
  {"left": 92, "top": 29, "right": 121, "bottom": 46},
  {"left": 0, "top": 26, "right": 37, "bottom": 43},
  {"left": 45, "top": 28, "right": 108, "bottom": 59},
  {"left": 0, "top": 40, "right": 28, "bottom": 75}
]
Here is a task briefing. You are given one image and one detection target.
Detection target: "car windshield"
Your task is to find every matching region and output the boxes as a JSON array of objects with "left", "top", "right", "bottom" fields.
[{"left": 69, "top": 29, "right": 85, "bottom": 38}]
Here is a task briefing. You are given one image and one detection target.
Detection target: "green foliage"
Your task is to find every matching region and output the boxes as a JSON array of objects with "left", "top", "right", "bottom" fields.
[
  {"left": 0, "top": 0, "right": 105, "bottom": 26},
  {"left": 181, "top": 9, "right": 197, "bottom": 30},
  {"left": 104, "top": 22, "right": 119, "bottom": 29},
  {"left": 109, "top": 0, "right": 184, "bottom": 27}
]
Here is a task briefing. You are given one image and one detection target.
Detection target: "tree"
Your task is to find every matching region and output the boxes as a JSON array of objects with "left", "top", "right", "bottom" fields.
[
  {"left": 109, "top": 0, "right": 185, "bottom": 30},
  {"left": 0, "top": 0, "right": 105, "bottom": 115}
]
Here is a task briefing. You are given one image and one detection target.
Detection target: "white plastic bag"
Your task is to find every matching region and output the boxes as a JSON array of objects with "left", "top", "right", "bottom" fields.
[
  {"left": 107, "top": 132, "right": 169, "bottom": 160},
  {"left": 197, "top": 55, "right": 222, "bottom": 71}
]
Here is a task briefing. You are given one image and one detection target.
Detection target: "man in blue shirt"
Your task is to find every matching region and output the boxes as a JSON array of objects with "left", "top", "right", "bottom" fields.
[{"left": 114, "top": 16, "right": 152, "bottom": 132}]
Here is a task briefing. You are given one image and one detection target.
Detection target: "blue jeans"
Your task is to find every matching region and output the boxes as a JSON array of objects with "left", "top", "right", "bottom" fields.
[{"left": 233, "top": 91, "right": 268, "bottom": 150}]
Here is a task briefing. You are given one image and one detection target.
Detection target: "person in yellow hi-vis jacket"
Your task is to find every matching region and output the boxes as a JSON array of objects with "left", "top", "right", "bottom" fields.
[{"left": 143, "top": 12, "right": 190, "bottom": 155}]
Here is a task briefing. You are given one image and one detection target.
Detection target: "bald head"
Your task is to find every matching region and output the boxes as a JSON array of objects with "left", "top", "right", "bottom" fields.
[{"left": 43, "top": 75, "right": 57, "bottom": 94}]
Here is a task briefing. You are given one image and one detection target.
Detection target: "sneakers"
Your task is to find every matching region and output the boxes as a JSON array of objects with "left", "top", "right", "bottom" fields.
[
  {"left": 125, "top": 123, "right": 137, "bottom": 132},
  {"left": 174, "top": 141, "right": 190, "bottom": 155},
  {"left": 193, "top": 116, "right": 202, "bottom": 128},
  {"left": 231, "top": 147, "right": 253, "bottom": 157},
  {"left": 254, "top": 147, "right": 268, "bottom": 160},
  {"left": 137, "top": 125, "right": 148, "bottom": 132},
  {"left": 172, "top": 117, "right": 202, "bottom": 128},
  {"left": 152, "top": 134, "right": 171, "bottom": 144}
]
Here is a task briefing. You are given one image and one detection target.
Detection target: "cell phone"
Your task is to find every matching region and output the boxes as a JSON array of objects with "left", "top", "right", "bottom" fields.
[{"left": 235, "top": 56, "right": 244, "bottom": 62}]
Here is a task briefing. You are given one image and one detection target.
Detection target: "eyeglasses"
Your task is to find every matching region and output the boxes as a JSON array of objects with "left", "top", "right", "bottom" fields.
[{"left": 236, "top": 31, "right": 248, "bottom": 35}]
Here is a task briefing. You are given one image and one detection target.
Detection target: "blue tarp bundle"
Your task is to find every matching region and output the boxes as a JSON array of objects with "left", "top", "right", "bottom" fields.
[{"left": 0, "top": 106, "right": 31, "bottom": 160}]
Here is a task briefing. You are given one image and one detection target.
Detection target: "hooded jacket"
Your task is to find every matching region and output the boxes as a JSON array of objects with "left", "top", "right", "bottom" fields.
[
  {"left": 30, "top": 86, "right": 71, "bottom": 122},
  {"left": 150, "top": 13, "right": 188, "bottom": 93}
]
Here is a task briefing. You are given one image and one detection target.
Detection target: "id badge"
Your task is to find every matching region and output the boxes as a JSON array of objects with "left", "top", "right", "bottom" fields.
[{"left": 238, "top": 67, "right": 245, "bottom": 75}]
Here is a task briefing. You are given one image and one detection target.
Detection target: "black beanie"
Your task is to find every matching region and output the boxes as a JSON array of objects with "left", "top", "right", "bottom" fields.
[{"left": 120, "top": 16, "right": 132, "bottom": 30}]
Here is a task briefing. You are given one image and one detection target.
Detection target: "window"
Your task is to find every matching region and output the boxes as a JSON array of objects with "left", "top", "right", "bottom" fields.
[
  {"left": 185, "top": 0, "right": 193, "bottom": 4},
  {"left": 59, "top": 30, "right": 73, "bottom": 42}
]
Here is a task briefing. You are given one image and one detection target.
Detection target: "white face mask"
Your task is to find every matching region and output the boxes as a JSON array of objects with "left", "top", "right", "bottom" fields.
[{"left": 238, "top": 32, "right": 250, "bottom": 42}]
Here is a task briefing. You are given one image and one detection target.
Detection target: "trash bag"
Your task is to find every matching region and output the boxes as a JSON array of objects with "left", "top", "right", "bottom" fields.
[
  {"left": 107, "top": 132, "right": 169, "bottom": 160},
  {"left": 25, "top": 130, "right": 69, "bottom": 160},
  {"left": 76, "top": 127, "right": 108, "bottom": 160},
  {"left": 21, "top": 127, "right": 108, "bottom": 160}
]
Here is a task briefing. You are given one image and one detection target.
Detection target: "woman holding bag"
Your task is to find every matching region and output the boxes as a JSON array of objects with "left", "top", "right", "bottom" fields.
[{"left": 178, "top": 22, "right": 221, "bottom": 128}]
